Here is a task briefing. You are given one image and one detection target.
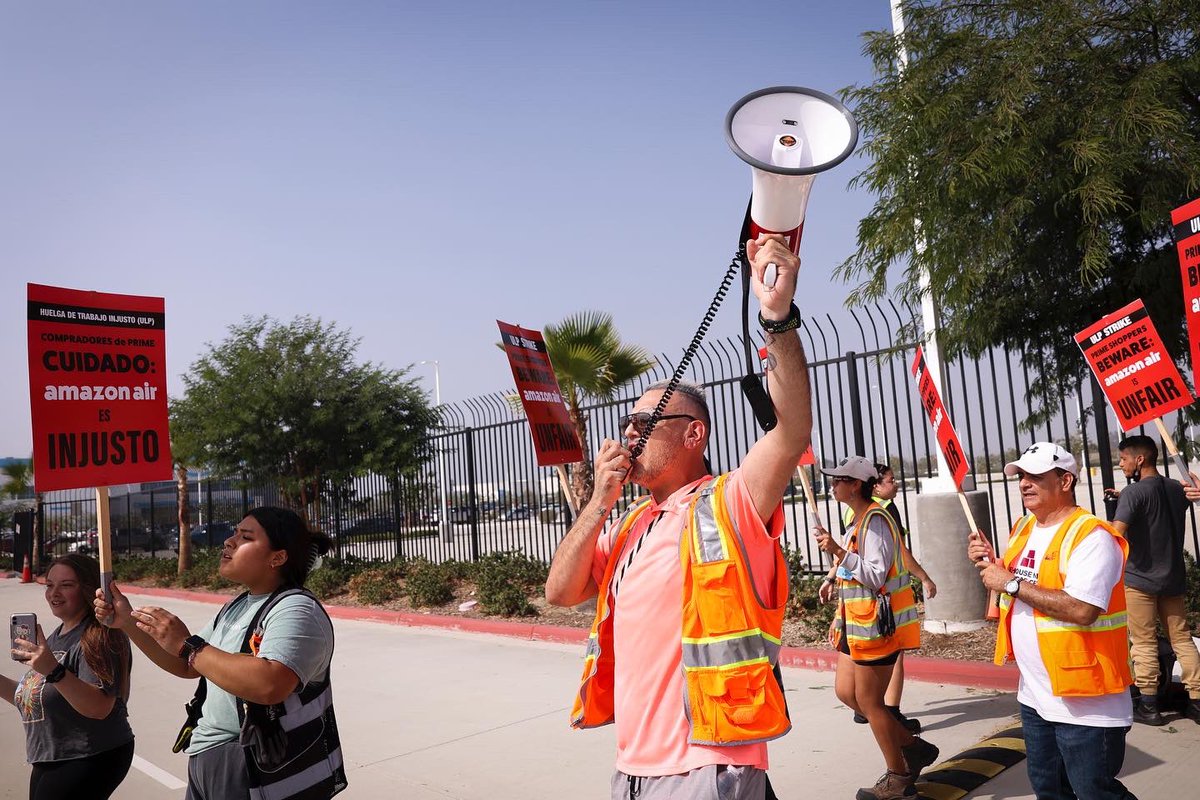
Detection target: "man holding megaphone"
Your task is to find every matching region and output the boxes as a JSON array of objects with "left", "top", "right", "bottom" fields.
[{"left": 546, "top": 232, "right": 810, "bottom": 800}]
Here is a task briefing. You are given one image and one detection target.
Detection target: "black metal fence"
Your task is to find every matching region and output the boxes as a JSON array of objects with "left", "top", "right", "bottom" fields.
[{"left": 27, "top": 303, "right": 1200, "bottom": 572}]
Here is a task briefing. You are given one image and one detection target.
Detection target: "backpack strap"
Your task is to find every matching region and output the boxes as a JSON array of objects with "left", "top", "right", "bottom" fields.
[
  {"left": 235, "top": 587, "right": 334, "bottom": 723},
  {"left": 172, "top": 591, "right": 250, "bottom": 753}
]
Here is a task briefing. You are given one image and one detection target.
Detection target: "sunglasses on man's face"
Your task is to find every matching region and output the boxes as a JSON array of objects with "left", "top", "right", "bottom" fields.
[{"left": 618, "top": 411, "right": 697, "bottom": 434}]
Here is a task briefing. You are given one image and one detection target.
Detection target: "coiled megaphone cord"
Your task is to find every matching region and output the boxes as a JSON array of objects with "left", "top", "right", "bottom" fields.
[{"left": 628, "top": 246, "right": 745, "bottom": 460}]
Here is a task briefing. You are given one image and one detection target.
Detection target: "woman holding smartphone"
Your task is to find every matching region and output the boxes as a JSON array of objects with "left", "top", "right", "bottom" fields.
[
  {"left": 2, "top": 553, "right": 134, "bottom": 800},
  {"left": 94, "top": 506, "right": 345, "bottom": 800}
]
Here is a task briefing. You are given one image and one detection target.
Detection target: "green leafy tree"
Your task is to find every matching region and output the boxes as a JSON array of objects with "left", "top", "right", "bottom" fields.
[
  {"left": 171, "top": 316, "right": 436, "bottom": 521},
  {"left": 839, "top": 0, "right": 1200, "bottom": 422},
  {"left": 542, "top": 311, "right": 656, "bottom": 508}
]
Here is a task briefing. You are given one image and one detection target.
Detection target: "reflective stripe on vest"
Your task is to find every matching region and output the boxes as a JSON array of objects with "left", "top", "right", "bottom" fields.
[
  {"left": 833, "top": 505, "right": 920, "bottom": 659},
  {"left": 240, "top": 589, "right": 348, "bottom": 800},
  {"left": 993, "top": 508, "right": 1132, "bottom": 697},
  {"left": 680, "top": 474, "right": 790, "bottom": 746}
]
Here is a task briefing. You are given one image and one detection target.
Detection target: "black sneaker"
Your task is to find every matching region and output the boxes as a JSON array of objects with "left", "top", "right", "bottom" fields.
[
  {"left": 1185, "top": 699, "right": 1200, "bottom": 725},
  {"left": 887, "top": 706, "right": 922, "bottom": 734},
  {"left": 901, "top": 737, "right": 939, "bottom": 778},
  {"left": 1133, "top": 698, "right": 1166, "bottom": 726},
  {"left": 853, "top": 711, "right": 868, "bottom": 724}
]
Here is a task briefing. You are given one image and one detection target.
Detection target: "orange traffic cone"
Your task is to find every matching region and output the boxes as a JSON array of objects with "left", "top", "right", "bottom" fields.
[{"left": 20, "top": 554, "right": 32, "bottom": 584}]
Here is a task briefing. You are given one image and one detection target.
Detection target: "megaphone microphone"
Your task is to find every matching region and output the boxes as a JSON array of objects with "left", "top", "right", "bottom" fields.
[
  {"left": 726, "top": 86, "right": 858, "bottom": 431},
  {"left": 725, "top": 86, "right": 858, "bottom": 287}
]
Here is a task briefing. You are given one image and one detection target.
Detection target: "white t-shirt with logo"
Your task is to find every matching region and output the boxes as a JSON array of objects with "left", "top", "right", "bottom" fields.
[{"left": 1009, "top": 520, "right": 1132, "bottom": 726}]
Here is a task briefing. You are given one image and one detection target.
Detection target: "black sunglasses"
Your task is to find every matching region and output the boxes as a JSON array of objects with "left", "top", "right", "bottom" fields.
[{"left": 618, "top": 411, "right": 697, "bottom": 433}]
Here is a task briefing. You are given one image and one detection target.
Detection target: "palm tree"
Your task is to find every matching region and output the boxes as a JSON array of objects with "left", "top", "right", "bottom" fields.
[
  {"left": 542, "top": 311, "right": 656, "bottom": 509},
  {"left": 176, "top": 463, "right": 192, "bottom": 574},
  {"left": 1, "top": 458, "right": 39, "bottom": 572},
  {"left": 0, "top": 460, "right": 33, "bottom": 500}
]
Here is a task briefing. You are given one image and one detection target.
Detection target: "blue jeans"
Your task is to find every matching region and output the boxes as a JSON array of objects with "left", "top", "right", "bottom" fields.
[{"left": 1019, "top": 703, "right": 1137, "bottom": 799}]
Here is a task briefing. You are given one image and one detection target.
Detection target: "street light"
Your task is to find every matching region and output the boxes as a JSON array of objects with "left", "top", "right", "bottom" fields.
[{"left": 418, "top": 360, "right": 454, "bottom": 544}]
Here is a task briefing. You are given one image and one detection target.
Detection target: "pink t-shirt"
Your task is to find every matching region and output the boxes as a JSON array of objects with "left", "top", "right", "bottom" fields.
[{"left": 590, "top": 470, "right": 786, "bottom": 777}]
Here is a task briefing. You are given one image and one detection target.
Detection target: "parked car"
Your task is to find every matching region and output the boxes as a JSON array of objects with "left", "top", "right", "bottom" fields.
[
  {"left": 341, "top": 515, "right": 397, "bottom": 537},
  {"left": 500, "top": 505, "right": 533, "bottom": 521},
  {"left": 188, "top": 522, "right": 236, "bottom": 549},
  {"left": 448, "top": 507, "right": 476, "bottom": 525},
  {"left": 70, "top": 527, "right": 169, "bottom": 554}
]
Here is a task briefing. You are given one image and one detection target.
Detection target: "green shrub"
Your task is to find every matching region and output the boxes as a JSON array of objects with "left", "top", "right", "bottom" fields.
[
  {"left": 404, "top": 559, "right": 455, "bottom": 607},
  {"left": 783, "top": 548, "right": 836, "bottom": 631},
  {"left": 306, "top": 558, "right": 355, "bottom": 599},
  {"left": 177, "top": 549, "right": 231, "bottom": 591},
  {"left": 472, "top": 551, "right": 548, "bottom": 617},
  {"left": 348, "top": 568, "right": 402, "bottom": 606},
  {"left": 114, "top": 556, "right": 182, "bottom": 587},
  {"left": 1185, "top": 551, "right": 1200, "bottom": 632}
]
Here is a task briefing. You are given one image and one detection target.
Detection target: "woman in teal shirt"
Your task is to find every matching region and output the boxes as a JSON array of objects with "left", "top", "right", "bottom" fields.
[{"left": 95, "top": 506, "right": 344, "bottom": 800}]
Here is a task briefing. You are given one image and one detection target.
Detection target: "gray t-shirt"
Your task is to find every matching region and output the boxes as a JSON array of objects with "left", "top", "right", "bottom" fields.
[
  {"left": 186, "top": 591, "right": 335, "bottom": 755},
  {"left": 1115, "top": 474, "right": 1189, "bottom": 595},
  {"left": 14, "top": 621, "right": 134, "bottom": 764}
]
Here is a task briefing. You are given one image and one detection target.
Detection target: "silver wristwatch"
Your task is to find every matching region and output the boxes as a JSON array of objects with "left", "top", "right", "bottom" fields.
[{"left": 1004, "top": 577, "right": 1022, "bottom": 597}]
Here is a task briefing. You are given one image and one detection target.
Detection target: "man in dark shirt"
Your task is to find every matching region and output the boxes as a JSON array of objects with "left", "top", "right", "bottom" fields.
[{"left": 1109, "top": 435, "right": 1200, "bottom": 725}]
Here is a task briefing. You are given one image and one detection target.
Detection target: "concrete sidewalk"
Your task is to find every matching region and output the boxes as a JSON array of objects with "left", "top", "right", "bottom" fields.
[{"left": 0, "top": 579, "right": 1196, "bottom": 798}]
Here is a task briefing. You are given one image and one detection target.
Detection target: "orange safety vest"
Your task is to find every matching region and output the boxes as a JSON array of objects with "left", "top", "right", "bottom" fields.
[
  {"left": 993, "top": 507, "right": 1132, "bottom": 697},
  {"left": 833, "top": 503, "right": 920, "bottom": 660},
  {"left": 571, "top": 474, "right": 791, "bottom": 746}
]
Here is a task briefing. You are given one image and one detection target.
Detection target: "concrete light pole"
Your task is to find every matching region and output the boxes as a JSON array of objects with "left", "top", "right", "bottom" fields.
[
  {"left": 418, "top": 360, "right": 454, "bottom": 544},
  {"left": 889, "top": 0, "right": 990, "bottom": 632}
]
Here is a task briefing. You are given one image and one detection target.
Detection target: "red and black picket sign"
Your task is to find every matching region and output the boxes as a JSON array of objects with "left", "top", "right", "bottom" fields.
[
  {"left": 27, "top": 283, "right": 173, "bottom": 492},
  {"left": 1173, "top": 196, "right": 1200, "bottom": 389},
  {"left": 497, "top": 321, "right": 583, "bottom": 467},
  {"left": 1075, "top": 299, "right": 1193, "bottom": 431},
  {"left": 910, "top": 346, "right": 970, "bottom": 489}
]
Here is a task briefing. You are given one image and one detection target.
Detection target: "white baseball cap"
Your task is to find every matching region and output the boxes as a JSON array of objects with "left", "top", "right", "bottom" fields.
[
  {"left": 821, "top": 455, "right": 878, "bottom": 482},
  {"left": 1003, "top": 442, "right": 1077, "bottom": 477}
]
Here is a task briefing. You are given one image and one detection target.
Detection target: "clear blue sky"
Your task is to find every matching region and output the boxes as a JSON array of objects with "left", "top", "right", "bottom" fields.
[{"left": 1, "top": 0, "right": 902, "bottom": 458}]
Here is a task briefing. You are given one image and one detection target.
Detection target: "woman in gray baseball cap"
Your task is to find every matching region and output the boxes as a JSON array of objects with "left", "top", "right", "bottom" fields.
[{"left": 813, "top": 456, "right": 938, "bottom": 800}]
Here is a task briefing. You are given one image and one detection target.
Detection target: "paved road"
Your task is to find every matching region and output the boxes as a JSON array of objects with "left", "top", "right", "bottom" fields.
[{"left": 1, "top": 579, "right": 1197, "bottom": 798}]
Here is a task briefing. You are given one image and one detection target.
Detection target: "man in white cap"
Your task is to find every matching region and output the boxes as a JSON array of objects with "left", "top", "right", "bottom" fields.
[{"left": 967, "top": 442, "right": 1137, "bottom": 799}]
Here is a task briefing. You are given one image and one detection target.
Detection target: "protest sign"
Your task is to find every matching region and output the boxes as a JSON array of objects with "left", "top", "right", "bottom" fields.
[
  {"left": 497, "top": 321, "right": 583, "bottom": 466},
  {"left": 910, "top": 346, "right": 969, "bottom": 489},
  {"left": 27, "top": 284, "right": 173, "bottom": 492},
  {"left": 1172, "top": 196, "right": 1200, "bottom": 388},
  {"left": 1075, "top": 299, "right": 1193, "bottom": 431}
]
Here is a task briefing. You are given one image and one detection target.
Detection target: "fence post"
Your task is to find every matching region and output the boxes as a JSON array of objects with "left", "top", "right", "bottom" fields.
[
  {"left": 466, "top": 427, "right": 481, "bottom": 562},
  {"left": 845, "top": 350, "right": 867, "bottom": 457},
  {"left": 391, "top": 474, "right": 405, "bottom": 561},
  {"left": 333, "top": 486, "right": 343, "bottom": 560},
  {"left": 206, "top": 480, "right": 215, "bottom": 548},
  {"left": 1091, "top": 375, "right": 1117, "bottom": 520},
  {"left": 149, "top": 490, "right": 156, "bottom": 556}
]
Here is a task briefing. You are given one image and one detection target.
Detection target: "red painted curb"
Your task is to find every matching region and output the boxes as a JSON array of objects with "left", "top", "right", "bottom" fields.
[{"left": 119, "top": 585, "right": 1018, "bottom": 689}]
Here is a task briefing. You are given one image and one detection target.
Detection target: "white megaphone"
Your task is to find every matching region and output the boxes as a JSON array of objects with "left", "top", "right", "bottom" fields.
[{"left": 725, "top": 86, "right": 858, "bottom": 266}]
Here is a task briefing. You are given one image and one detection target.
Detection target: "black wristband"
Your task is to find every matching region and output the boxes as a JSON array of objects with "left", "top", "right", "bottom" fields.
[
  {"left": 759, "top": 303, "right": 802, "bottom": 334},
  {"left": 44, "top": 663, "right": 68, "bottom": 684}
]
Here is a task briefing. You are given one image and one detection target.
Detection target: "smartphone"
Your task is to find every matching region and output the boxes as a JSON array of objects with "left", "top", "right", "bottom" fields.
[{"left": 10, "top": 613, "right": 37, "bottom": 660}]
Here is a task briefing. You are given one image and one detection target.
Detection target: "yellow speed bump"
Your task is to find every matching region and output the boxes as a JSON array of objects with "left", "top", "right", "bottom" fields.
[{"left": 916, "top": 720, "right": 1025, "bottom": 800}]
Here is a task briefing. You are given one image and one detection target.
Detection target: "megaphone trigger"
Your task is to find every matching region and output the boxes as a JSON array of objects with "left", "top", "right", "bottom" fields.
[{"left": 763, "top": 262, "right": 778, "bottom": 290}]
